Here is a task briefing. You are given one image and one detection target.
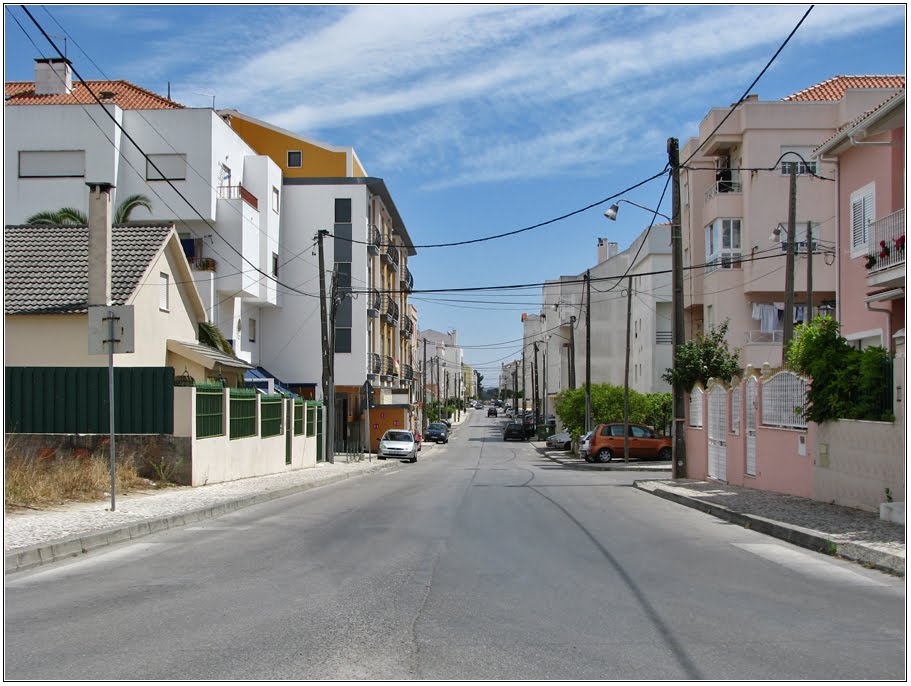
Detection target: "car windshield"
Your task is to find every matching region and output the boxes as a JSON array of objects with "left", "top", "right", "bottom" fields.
[
  {"left": 383, "top": 431, "right": 412, "bottom": 442},
  {"left": 428, "top": 423, "right": 446, "bottom": 430}
]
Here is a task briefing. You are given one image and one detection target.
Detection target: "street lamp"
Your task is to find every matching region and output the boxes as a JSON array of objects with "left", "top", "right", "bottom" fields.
[{"left": 604, "top": 199, "right": 671, "bottom": 223}]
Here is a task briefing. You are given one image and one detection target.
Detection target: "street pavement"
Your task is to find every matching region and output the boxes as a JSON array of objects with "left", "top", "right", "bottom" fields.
[{"left": 5, "top": 421, "right": 905, "bottom": 577}]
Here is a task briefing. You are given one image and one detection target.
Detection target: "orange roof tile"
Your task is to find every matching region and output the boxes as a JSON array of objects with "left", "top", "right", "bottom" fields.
[
  {"left": 4, "top": 79, "right": 184, "bottom": 109},
  {"left": 782, "top": 75, "right": 905, "bottom": 102}
]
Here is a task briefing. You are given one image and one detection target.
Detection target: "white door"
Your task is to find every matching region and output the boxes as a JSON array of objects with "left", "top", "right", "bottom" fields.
[
  {"left": 707, "top": 385, "right": 727, "bottom": 482},
  {"left": 746, "top": 377, "right": 758, "bottom": 476}
]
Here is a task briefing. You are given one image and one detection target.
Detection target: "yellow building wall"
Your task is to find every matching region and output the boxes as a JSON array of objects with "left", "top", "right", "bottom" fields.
[{"left": 227, "top": 117, "right": 361, "bottom": 178}]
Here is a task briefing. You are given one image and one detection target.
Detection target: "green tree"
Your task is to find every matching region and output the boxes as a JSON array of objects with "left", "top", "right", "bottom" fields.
[
  {"left": 787, "top": 316, "right": 893, "bottom": 422},
  {"left": 662, "top": 321, "right": 741, "bottom": 391},
  {"left": 26, "top": 193, "right": 153, "bottom": 225},
  {"left": 554, "top": 384, "right": 671, "bottom": 437}
]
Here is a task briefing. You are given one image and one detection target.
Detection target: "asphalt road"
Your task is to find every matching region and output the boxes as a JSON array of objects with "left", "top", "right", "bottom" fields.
[{"left": 5, "top": 409, "right": 905, "bottom": 680}]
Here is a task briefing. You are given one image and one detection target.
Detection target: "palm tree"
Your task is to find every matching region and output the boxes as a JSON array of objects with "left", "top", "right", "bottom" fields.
[{"left": 26, "top": 193, "right": 153, "bottom": 225}]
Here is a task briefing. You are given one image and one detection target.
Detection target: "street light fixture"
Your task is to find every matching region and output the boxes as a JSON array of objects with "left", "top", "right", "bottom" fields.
[{"left": 605, "top": 199, "right": 671, "bottom": 223}]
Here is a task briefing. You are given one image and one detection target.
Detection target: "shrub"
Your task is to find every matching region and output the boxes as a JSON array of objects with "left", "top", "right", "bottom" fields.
[{"left": 662, "top": 321, "right": 741, "bottom": 391}]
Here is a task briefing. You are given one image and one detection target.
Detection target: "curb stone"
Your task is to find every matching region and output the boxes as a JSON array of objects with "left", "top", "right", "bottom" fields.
[{"left": 633, "top": 480, "right": 905, "bottom": 577}]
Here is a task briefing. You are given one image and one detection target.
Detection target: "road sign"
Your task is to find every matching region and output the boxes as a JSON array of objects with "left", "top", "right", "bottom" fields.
[{"left": 88, "top": 305, "right": 135, "bottom": 355}]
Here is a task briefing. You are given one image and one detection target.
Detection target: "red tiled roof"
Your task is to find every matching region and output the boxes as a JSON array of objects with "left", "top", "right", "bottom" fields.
[
  {"left": 4, "top": 79, "right": 184, "bottom": 109},
  {"left": 782, "top": 75, "right": 905, "bottom": 102},
  {"left": 815, "top": 90, "right": 905, "bottom": 153}
]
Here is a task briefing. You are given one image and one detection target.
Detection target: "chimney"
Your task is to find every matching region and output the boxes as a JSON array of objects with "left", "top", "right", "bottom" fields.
[
  {"left": 86, "top": 183, "right": 115, "bottom": 307},
  {"left": 34, "top": 58, "right": 73, "bottom": 96},
  {"left": 597, "top": 238, "right": 618, "bottom": 263}
]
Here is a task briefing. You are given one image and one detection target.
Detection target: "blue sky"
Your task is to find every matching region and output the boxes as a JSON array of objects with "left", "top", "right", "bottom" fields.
[{"left": 4, "top": 4, "right": 906, "bottom": 383}]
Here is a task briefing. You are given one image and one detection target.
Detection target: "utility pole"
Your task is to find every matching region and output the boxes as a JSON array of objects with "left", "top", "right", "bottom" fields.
[
  {"left": 668, "top": 137, "right": 687, "bottom": 479},
  {"left": 521, "top": 346, "right": 526, "bottom": 416},
  {"left": 568, "top": 315, "right": 577, "bottom": 390},
  {"left": 422, "top": 338, "right": 428, "bottom": 434},
  {"left": 807, "top": 220, "right": 814, "bottom": 321},
  {"left": 584, "top": 270, "right": 592, "bottom": 433},
  {"left": 316, "top": 229, "right": 335, "bottom": 463},
  {"left": 533, "top": 341, "right": 540, "bottom": 427},
  {"left": 783, "top": 165, "right": 798, "bottom": 351},
  {"left": 542, "top": 346, "right": 548, "bottom": 422},
  {"left": 623, "top": 275, "right": 632, "bottom": 463}
]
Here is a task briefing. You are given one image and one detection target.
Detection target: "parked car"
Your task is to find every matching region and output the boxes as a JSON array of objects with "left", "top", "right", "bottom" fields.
[
  {"left": 579, "top": 430, "right": 594, "bottom": 462},
  {"left": 440, "top": 418, "right": 452, "bottom": 429},
  {"left": 589, "top": 422, "right": 672, "bottom": 463},
  {"left": 487, "top": 407, "right": 498, "bottom": 417},
  {"left": 425, "top": 422, "right": 449, "bottom": 444},
  {"left": 503, "top": 422, "right": 526, "bottom": 441},
  {"left": 378, "top": 430, "right": 417, "bottom": 463},
  {"left": 546, "top": 431, "right": 572, "bottom": 450}
]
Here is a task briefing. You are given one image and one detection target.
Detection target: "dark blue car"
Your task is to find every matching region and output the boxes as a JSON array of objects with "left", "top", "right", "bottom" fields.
[{"left": 425, "top": 422, "right": 449, "bottom": 444}]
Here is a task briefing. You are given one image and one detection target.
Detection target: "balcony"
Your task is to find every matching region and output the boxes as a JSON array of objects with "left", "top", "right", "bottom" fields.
[
  {"left": 703, "top": 171, "right": 742, "bottom": 203},
  {"left": 866, "top": 208, "right": 905, "bottom": 288},
  {"left": 401, "top": 363, "right": 414, "bottom": 382},
  {"left": 401, "top": 316, "right": 414, "bottom": 338},
  {"left": 368, "top": 225, "right": 381, "bottom": 256},
  {"left": 189, "top": 255, "right": 217, "bottom": 272},
  {"left": 401, "top": 267, "right": 414, "bottom": 292},
  {"left": 381, "top": 295, "right": 399, "bottom": 325},
  {"left": 745, "top": 330, "right": 783, "bottom": 344},
  {"left": 367, "top": 289, "right": 381, "bottom": 318},
  {"left": 217, "top": 184, "right": 258, "bottom": 210},
  {"left": 382, "top": 243, "right": 399, "bottom": 271},
  {"left": 368, "top": 352, "right": 381, "bottom": 376},
  {"left": 381, "top": 355, "right": 395, "bottom": 377}
]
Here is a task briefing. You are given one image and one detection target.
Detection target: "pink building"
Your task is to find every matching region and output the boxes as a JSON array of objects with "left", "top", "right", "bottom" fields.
[
  {"left": 814, "top": 90, "right": 905, "bottom": 352},
  {"left": 680, "top": 76, "right": 904, "bottom": 367}
]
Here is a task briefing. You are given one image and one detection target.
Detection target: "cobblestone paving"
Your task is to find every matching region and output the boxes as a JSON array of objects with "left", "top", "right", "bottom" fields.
[{"left": 653, "top": 479, "right": 906, "bottom": 558}]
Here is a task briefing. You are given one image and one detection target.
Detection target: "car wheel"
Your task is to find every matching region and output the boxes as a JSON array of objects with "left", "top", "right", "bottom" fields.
[
  {"left": 658, "top": 447, "right": 672, "bottom": 461},
  {"left": 583, "top": 454, "right": 593, "bottom": 463},
  {"left": 410, "top": 455, "right": 417, "bottom": 463},
  {"left": 596, "top": 448, "right": 613, "bottom": 463}
]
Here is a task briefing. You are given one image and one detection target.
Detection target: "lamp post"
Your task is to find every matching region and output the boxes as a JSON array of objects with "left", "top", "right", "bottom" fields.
[{"left": 604, "top": 148, "right": 686, "bottom": 478}]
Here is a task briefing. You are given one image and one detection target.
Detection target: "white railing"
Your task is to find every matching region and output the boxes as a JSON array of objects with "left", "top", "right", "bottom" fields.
[
  {"left": 868, "top": 208, "right": 905, "bottom": 273},
  {"left": 761, "top": 371, "right": 808, "bottom": 429},
  {"left": 745, "top": 330, "right": 784, "bottom": 344},
  {"left": 704, "top": 171, "right": 742, "bottom": 203}
]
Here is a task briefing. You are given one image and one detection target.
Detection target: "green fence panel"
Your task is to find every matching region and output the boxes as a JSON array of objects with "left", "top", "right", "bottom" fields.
[
  {"left": 294, "top": 398, "right": 304, "bottom": 436},
  {"left": 5, "top": 367, "right": 174, "bottom": 434},
  {"left": 229, "top": 388, "right": 257, "bottom": 440},
  {"left": 195, "top": 384, "right": 225, "bottom": 438},
  {"left": 260, "top": 395, "right": 284, "bottom": 438}
]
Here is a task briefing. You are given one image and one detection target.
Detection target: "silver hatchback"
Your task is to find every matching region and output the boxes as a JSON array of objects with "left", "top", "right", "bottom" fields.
[{"left": 378, "top": 430, "right": 417, "bottom": 463}]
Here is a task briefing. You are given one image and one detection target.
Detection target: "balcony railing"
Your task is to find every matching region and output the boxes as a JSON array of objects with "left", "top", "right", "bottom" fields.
[
  {"left": 704, "top": 171, "right": 742, "bottom": 203},
  {"left": 745, "top": 330, "right": 784, "bottom": 344},
  {"left": 401, "top": 316, "right": 414, "bottom": 338},
  {"left": 381, "top": 355, "right": 395, "bottom": 376},
  {"left": 368, "top": 352, "right": 381, "bottom": 375},
  {"left": 401, "top": 363, "right": 414, "bottom": 382},
  {"left": 401, "top": 267, "right": 414, "bottom": 292},
  {"left": 381, "top": 295, "right": 399, "bottom": 324},
  {"left": 189, "top": 255, "right": 217, "bottom": 271},
  {"left": 367, "top": 289, "right": 381, "bottom": 318},
  {"left": 368, "top": 225, "right": 381, "bottom": 256},
  {"left": 868, "top": 208, "right": 905, "bottom": 273},
  {"left": 217, "top": 184, "right": 258, "bottom": 210},
  {"left": 382, "top": 243, "right": 399, "bottom": 271}
]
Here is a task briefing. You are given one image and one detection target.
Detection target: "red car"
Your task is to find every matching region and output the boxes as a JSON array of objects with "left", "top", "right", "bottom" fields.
[{"left": 589, "top": 423, "right": 672, "bottom": 463}]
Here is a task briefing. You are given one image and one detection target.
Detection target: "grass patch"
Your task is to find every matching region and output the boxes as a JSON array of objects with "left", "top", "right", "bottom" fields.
[{"left": 5, "top": 451, "right": 155, "bottom": 512}]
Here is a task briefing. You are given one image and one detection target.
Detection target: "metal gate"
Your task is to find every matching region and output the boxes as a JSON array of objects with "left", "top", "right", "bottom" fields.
[
  {"left": 707, "top": 384, "right": 727, "bottom": 482},
  {"left": 745, "top": 376, "right": 758, "bottom": 476}
]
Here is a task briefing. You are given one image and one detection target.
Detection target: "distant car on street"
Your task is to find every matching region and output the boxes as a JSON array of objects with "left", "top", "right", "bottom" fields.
[
  {"left": 546, "top": 431, "right": 572, "bottom": 450},
  {"left": 503, "top": 422, "right": 526, "bottom": 441},
  {"left": 487, "top": 407, "right": 498, "bottom": 417},
  {"left": 425, "top": 422, "right": 449, "bottom": 444},
  {"left": 377, "top": 430, "right": 418, "bottom": 463}
]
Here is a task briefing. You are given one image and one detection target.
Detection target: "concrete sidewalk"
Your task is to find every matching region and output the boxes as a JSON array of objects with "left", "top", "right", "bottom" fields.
[{"left": 534, "top": 442, "right": 671, "bottom": 471}]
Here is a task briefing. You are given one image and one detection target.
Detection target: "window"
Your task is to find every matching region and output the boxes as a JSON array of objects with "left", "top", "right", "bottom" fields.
[
  {"left": 287, "top": 151, "right": 302, "bottom": 168},
  {"left": 159, "top": 272, "right": 170, "bottom": 311},
  {"left": 147, "top": 154, "right": 187, "bottom": 181},
  {"left": 850, "top": 183, "right": 875, "bottom": 256},
  {"left": 334, "top": 327, "right": 352, "bottom": 353},
  {"left": 272, "top": 186, "right": 280, "bottom": 213},
  {"left": 248, "top": 318, "right": 256, "bottom": 342},
  {"left": 272, "top": 252, "right": 279, "bottom": 278},
  {"left": 18, "top": 150, "right": 85, "bottom": 178},
  {"left": 705, "top": 218, "right": 742, "bottom": 272},
  {"left": 780, "top": 146, "right": 817, "bottom": 176}
]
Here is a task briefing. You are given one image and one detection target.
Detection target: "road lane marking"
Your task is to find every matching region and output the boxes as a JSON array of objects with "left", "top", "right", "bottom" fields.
[{"left": 733, "top": 543, "right": 890, "bottom": 587}]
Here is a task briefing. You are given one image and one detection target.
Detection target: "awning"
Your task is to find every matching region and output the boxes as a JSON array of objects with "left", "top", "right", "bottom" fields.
[{"left": 167, "top": 339, "right": 254, "bottom": 370}]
